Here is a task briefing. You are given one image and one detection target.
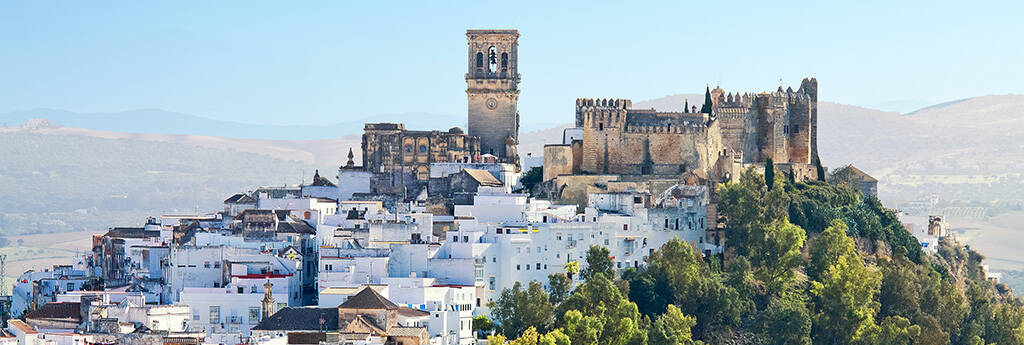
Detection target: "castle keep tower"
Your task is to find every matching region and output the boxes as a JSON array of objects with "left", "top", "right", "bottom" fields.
[{"left": 466, "top": 29, "right": 520, "bottom": 164}]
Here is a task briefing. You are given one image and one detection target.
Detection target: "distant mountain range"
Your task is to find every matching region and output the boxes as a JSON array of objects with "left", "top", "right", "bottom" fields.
[{"left": 0, "top": 108, "right": 565, "bottom": 140}]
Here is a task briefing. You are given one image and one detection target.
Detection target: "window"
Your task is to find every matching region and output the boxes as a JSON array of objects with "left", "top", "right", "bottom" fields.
[
  {"left": 542, "top": 216, "right": 548, "bottom": 222},
  {"left": 497, "top": 228, "right": 503, "bottom": 234},
  {"left": 209, "top": 306, "right": 221, "bottom": 323},
  {"left": 489, "top": 277, "right": 495, "bottom": 290},
  {"left": 501, "top": 52, "right": 508, "bottom": 69},
  {"left": 488, "top": 46, "right": 498, "bottom": 72},
  {"left": 525, "top": 264, "right": 530, "bottom": 270},
  {"left": 67, "top": 283, "right": 74, "bottom": 291},
  {"left": 251, "top": 285, "right": 258, "bottom": 294},
  {"left": 249, "top": 307, "right": 260, "bottom": 324},
  {"left": 665, "top": 218, "right": 669, "bottom": 228},
  {"left": 193, "top": 312, "right": 200, "bottom": 321},
  {"left": 633, "top": 196, "right": 642, "bottom": 203},
  {"left": 492, "top": 257, "right": 496, "bottom": 263},
  {"left": 516, "top": 247, "right": 521, "bottom": 254},
  {"left": 304, "top": 211, "right": 311, "bottom": 219},
  {"left": 604, "top": 239, "right": 609, "bottom": 245},
  {"left": 536, "top": 263, "right": 541, "bottom": 270},
  {"left": 599, "top": 123, "right": 604, "bottom": 131},
  {"left": 204, "top": 261, "right": 210, "bottom": 268},
  {"left": 237, "top": 287, "right": 244, "bottom": 294},
  {"left": 516, "top": 265, "right": 521, "bottom": 271},
  {"left": 476, "top": 52, "right": 484, "bottom": 68},
  {"left": 419, "top": 145, "right": 427, "bottom": 153},
  {"left": 544, "top": 264, "right": 547, "bottom": 270},
  {"left": 214, "top": 262, "right": 221, "bottom": 268},
  {"left": 463, "top": 236, "right": 469, "bottom": 242},
  {"left": 623, "top": 224, "right": 628, "bottom": 230}
]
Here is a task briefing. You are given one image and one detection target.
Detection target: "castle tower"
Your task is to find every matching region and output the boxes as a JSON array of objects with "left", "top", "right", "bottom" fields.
[{"left": 466, "top": 29, "right": 520, "bottom": 165}]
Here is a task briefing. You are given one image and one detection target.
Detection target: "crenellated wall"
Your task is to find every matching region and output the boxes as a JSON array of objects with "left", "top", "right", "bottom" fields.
[{"left": 576, "top": 97, "right": 721, "bottom": 177}]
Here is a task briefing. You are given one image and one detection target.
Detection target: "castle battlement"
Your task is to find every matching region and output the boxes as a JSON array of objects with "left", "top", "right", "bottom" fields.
[{"left": 575, "top": 98, "right": 632, "bottom": 110}]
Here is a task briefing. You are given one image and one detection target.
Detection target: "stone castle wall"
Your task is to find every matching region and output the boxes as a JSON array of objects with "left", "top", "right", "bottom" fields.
[{"left": 576, "top": 98, "right": 723, "bottom": 178}]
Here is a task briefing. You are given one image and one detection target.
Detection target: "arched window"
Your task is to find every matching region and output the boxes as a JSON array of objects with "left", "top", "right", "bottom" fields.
[
  {"left": 487, "top": 46, "right": 498, "bottom": 73},
  {"left": 475, "top": 52, "right": 483, "bottom": 68},
  {"left": 304, "top": 211, "right": 311, "bottom": 220},
  {"left": 501, "top": 52, "right": 508, "bottom": 71}
]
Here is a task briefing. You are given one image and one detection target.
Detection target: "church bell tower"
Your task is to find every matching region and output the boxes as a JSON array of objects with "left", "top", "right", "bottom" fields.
[{"left": 465, "top": 29, "right": 520, "bottom": 165}]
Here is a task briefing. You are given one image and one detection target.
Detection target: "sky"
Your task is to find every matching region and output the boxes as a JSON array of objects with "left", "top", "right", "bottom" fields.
[{"left": 1, "top": 0, "right": 1022, "bottom": 126}]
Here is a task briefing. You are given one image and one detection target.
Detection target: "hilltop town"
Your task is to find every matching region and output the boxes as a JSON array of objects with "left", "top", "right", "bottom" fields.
[{"left": 0, "top": 30, "right": 1002, "bottom": 345}]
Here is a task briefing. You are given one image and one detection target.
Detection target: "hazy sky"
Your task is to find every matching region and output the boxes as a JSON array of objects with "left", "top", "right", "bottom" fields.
[{"left": 1, "top": 1, "right": 1021, "bottom": 125}]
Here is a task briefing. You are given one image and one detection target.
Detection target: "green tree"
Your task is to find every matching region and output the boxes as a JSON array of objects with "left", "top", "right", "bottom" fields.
[
  {"left": 760, "top": 294, "right": 812, "bottom": 345},
  {"left": 557, "top": 273, "right": 645, "bottom": 345},
  {"left": 648, "top": 304, "right": 702, "bottom": 345},
  {"left": 748, "top": 220, "right": 807, "bottom": 295},
  {"left": 521, "top": 167, "right": 543, "bottom": 192},
  {"left": 807, "top": 220, "right": 857, "bottom": 281},
  {"left": 473, "top": 315, "right": 494, "bottom": 338},
  {"left": 764, "top": 157, "right": 775, "bottom": 191},
  {"left": 717, "top": 169, "right": 790, "bottom": 256},
  {"left": 869, "top": 316, "right": 921, "bottom": 345},
  {"left": 582, "top": 245, "right": 614, "bottom": 281},
  {"left": 562, "top": 310, "right": 602, "bottom": 345},
  {"left": 488, "top": 334, "right": 507, "bottom": 345},
  {"left": 628, "top": 239, "right": 749, "bottom": 338},
  {"left": 510, "top": 327, "right": 540, "bottom": 345},
  {"left": 539, "top": 329, "right": 572, "bottom": 345},
  {"left": 809, "top": 221, "right": 882, "bottom": 345},
  {"left": 547, "top": 273, "right": 572, "bottom": 305},
  {"left": 490, "top": 281, "right": 555, "bottom": 338}
]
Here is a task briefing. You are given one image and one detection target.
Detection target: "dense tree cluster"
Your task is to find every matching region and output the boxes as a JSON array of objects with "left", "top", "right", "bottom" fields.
[{"left": 485, "top": 168, "right": 1024, "bottom": 345}]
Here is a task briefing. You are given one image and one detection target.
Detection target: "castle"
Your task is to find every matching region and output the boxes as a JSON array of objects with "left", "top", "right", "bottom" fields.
[{"left": 543, "top": 79, "right": 819, "bottom": 189}]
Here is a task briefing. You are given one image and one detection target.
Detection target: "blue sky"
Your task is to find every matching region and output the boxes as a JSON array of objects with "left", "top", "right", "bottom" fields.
[{"left": 1, "top": 1, "right": 1021, "bottom": 126}]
